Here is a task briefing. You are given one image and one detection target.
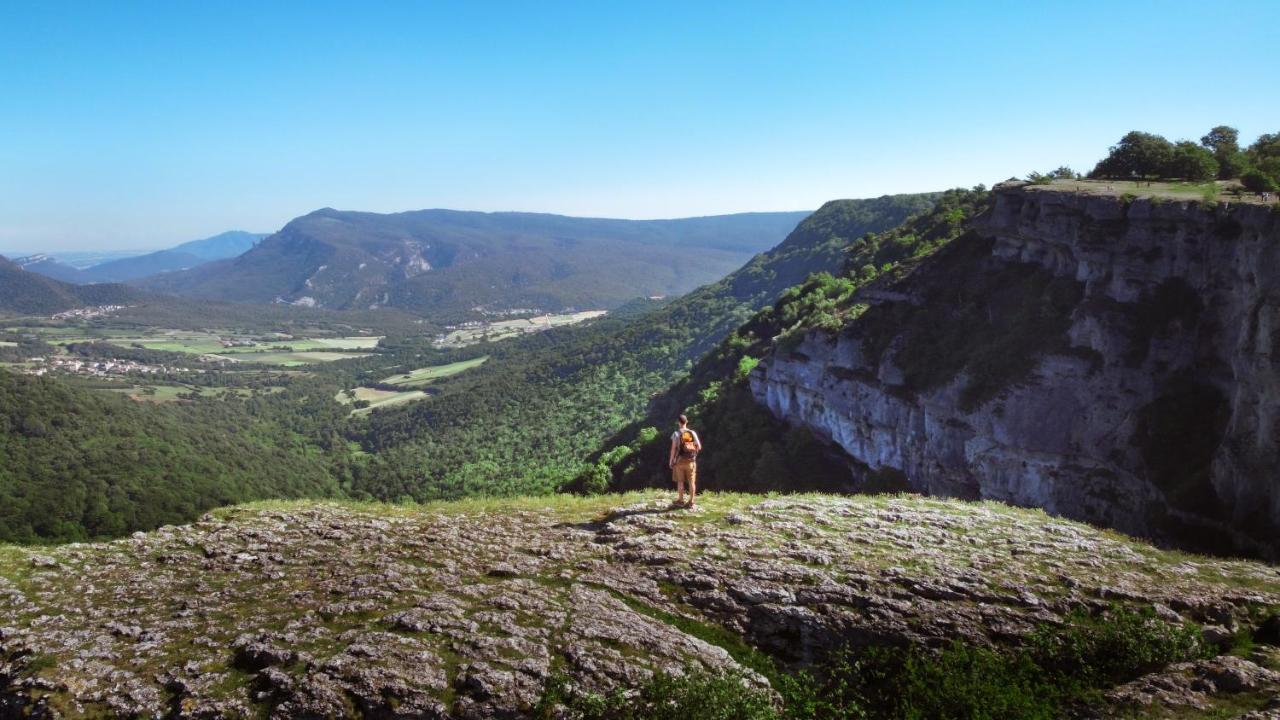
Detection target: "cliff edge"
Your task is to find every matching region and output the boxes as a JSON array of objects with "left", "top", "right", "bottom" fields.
[{"left": 751, "top": 184, "right": 1280, "bottom": 558}]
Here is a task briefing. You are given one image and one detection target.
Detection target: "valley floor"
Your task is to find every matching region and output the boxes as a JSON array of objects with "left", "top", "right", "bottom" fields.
[{"left": 1, "top": 492, "right": 1278, "bottom": 718}]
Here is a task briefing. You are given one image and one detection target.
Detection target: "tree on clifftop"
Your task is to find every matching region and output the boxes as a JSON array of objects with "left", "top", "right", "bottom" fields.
[
  {"left": 1163, "top": 141, "right": 1219, "bottom": 181},
  {"left": 1090, "top": 131, "right": 1175, "bottom": 179},
  {"left": 1200, "top": 125, "right": 1248, "bottom": 179}
]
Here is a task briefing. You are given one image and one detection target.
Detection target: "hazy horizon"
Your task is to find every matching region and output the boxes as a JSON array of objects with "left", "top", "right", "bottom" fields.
[{"left": 3, "top": 1, "right": 1278, "bottom": 252}]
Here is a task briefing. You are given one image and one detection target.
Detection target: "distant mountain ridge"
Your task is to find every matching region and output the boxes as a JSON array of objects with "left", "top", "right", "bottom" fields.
[
  {"left": 14, "top": 231, "right": 266, "bottom": 284},
  {"left": 0, "top": 255, "right": 143, "bottom": 315},
  {"left": 133, "top": 209, "right": 814, "bottom": 316}
]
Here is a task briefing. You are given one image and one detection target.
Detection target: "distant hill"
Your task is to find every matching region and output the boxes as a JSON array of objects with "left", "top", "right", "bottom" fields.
[
  {"left": 166, "top": 230, "right": 265, "bottom": 261},
  {"left": 133, "top": 209, "right": 814, "bottom": 316},
  {"left": 10, "top": 254, "right": 85, "bottom": 283},
  {"left": 0, "top": 256, "right": 142, "bottom": 315},
  {"left": 15, "top": 231, "right": 266, "bottom": 284}
]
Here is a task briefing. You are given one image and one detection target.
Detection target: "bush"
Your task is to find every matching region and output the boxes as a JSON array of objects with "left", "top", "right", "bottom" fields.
[
  {"left": 1242, "top": 168, "right": 1278, "bottom": 192},
  {"left": 783, "top": 604, "right": 1203, "bottom": 720},
  {"left": 1026, "top": 605, "right": 1205, "bottom": 688},
  {"left": 575, "top": 463, "right": 612, "bottom": 495},
  {"left": 546, "top": 670, "right": 780, "bottom": 720}
]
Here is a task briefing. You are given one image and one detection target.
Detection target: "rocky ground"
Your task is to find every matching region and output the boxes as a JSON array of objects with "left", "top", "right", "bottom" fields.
[{"left": 1, "top": 491, "right": 1278, "bottom": 718}]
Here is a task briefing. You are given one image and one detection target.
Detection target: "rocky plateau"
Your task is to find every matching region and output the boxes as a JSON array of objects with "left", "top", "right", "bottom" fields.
[{"left": 1, "top": 492, "right": 1277, "bottom": 718}]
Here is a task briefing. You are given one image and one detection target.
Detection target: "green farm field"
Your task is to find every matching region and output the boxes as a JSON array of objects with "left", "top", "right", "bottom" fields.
[
  {"left": 212, "top": 350, "right": 372, "bottom": 366},
  {"left": 104, "top": 383, "right": 286, "bottom": 403},
  {"left": 379, "top": 356, "right": 488, "bottom": 387},
  {"left": 336, "top": 386, "right": 428, "bottom": 416},
  {"left": 438, "top": 310, "right": 606, "bottom": 346}
]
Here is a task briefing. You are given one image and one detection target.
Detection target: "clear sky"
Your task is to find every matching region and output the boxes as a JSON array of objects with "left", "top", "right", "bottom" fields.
[{"left": 2, "top": 1, "right": 1277, "bottom": 253}]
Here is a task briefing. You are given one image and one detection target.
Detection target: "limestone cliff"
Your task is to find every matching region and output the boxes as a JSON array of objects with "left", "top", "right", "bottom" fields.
[{"left": 750, "top": 185, "right": 1280, "bottom": 558}]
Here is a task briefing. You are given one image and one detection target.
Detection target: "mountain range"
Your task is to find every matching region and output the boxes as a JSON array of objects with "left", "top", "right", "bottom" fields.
[
  {"left": 13, "top": 231, "right": 265, "bottom": 284},
  {"left": 133, "top": 209, "right": 813, "bottom": 316}
]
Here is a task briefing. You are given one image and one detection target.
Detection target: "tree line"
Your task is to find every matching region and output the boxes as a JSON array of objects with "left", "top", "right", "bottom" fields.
[{"left": 1088, "top": 125, "right": 1280, "bottom": 190}]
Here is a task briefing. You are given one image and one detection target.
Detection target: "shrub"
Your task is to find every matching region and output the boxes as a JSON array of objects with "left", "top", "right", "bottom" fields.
[
  {"left": 1026, "top": 605, "right": 1205, "bottom": 687},
  {"left": 1241, "top": 169, "right": 1278, "bottom": 192},
  {"left": 545, "top": 669, "right": 780, "bottom": 720}
]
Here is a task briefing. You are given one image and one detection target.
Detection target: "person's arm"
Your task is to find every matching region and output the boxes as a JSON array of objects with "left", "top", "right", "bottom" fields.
[
  {"left": 669, "top": 435, "right": 678, "bottom": 468},
  {"left": 693, "top": 430, "right": 702, "bottom": 452}
]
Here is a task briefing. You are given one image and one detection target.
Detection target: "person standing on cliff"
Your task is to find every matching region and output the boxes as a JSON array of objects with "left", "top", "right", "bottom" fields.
[{"left": 669, "top": 414, "right": 703, "bottom": 509}]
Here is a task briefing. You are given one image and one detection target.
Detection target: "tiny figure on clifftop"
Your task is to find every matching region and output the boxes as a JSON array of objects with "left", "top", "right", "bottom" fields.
[{"left": 669, "top": 414, "right": 702, "bottom": 509}]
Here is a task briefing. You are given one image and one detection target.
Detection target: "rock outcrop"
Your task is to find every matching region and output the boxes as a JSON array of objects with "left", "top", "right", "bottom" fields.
[
  {"left": 1, "top": 493, "right": 1277, "bottom": 718},
  {"left": 751, "top": 185, "right": 1280, "bottom": 558}
]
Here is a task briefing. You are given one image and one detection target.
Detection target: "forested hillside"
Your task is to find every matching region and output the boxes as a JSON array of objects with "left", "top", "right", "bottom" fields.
[
  {"left": 593, "top": 188, "right": 994, "bottom": 493},
  {"left": 346, "top": 193, "right": 937, "bottom": 500},
  {"left": 0, "top": 371, "right": 343, "bottom": 542},
  {"left": 134, "top": 209, "right": 812, "bottom": 317},
  {"left": 0, "top": 256, "right": 142, "bottom": 315}
]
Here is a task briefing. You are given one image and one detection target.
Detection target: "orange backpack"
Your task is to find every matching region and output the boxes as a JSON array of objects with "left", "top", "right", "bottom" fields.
[{"left": 679, "top": 429, "right": 699, "bottom": 459}]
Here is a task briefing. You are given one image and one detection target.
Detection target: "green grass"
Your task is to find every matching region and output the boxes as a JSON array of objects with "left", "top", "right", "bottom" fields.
[
  {"left": 215, "top": 350, "right": 370, "bottom": 366},
  {"left": 336, "top": 386, "right": 428, "bottom": 415},
  {"left": 26, "top": 327, "right": 382, "bottom": 358},
  {"left": 1039, "top": 178, "right": 1225, "bottom": 202},
  {"left": 439, "top": 311, "right": 607, "bottom": 347},
  {"left": 104, "top": 384, "right": 285, "bottom": 403},
  {"left": 379, "top": 356, "right": 489, "bottom": 387}
]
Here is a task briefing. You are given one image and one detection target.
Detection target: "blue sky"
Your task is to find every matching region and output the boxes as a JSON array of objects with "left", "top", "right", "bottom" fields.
[{"left": 2, "top": 1, "right": 1277, "bottom": 253}]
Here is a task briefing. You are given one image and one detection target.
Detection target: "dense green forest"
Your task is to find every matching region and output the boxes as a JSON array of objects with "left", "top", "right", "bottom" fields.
[
  {"left": 0, "top": 370, "right": 342, "bottom": 542},
  {"left": 344, "top": 193, "right": 937, "bottom": 502}
]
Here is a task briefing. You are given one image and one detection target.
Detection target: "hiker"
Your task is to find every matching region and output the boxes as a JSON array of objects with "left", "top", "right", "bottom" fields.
[{"left": 668, "top": 414, "right": 702, "bottom": 509}]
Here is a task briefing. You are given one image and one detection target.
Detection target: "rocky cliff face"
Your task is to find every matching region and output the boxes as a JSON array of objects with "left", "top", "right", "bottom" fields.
[
  {"left": 1, "top": 494, "right": 1278, "bottom": 718},
  {"left": 751, "top": 186, "right": 1280, "bottom": 558}
]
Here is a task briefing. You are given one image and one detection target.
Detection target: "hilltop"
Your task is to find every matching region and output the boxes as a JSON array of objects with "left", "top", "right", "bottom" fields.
[{"left": 1, "top": 492, "right": 1277, "bottom": 718}]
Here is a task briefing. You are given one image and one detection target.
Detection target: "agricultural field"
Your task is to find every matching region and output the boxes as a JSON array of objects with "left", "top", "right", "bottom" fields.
[
  {"left": 211, "top": 350, "right": 372, "bottom": 366},
  {"left": 103, "top": 383, "right": 286, "bottom": 403},
  {"left": 4, "top": 324, "right": 382, "bottom": 366},
  {"left": 336, "top": 386, "right": 428, "bottom": 416},
  {"left": 378, "top": 356, "right": 488, "bottom": 388},
  {"left": 336, "top": 357, "right": 489, "bottom": 415},
  {"left": 437, "top": 310, "right": 606, "bottom": 347}
]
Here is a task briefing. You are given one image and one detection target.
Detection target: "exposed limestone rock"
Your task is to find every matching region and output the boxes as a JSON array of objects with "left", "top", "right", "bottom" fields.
[
  {"left": 751, "top": 184, "right": 1280, "bottom": 558},
  {"left": 0, "top": 493, "right": 1276, "bottom": 717}
]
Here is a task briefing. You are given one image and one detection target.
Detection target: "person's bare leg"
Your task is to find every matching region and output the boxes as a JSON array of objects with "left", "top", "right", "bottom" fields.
[
  {"left": 673, "top": 466, "right": 685, "bottom": 506},
  {"left": 687, "top": 465, "right": 697, "bottom": 508}
]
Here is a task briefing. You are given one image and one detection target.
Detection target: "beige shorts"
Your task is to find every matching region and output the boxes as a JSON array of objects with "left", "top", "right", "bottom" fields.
[{"left": 672, "top": 460, "right": 697, "bottom": 487}]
